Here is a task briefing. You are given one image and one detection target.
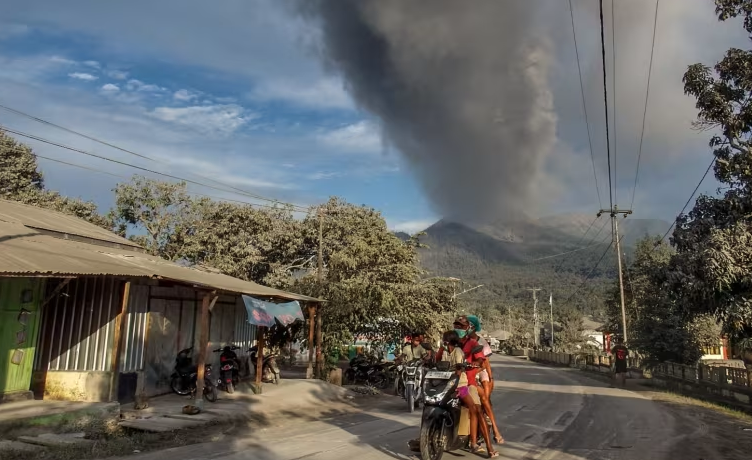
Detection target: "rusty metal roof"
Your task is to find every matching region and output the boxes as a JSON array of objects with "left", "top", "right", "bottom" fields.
[
  {"left": 0, "top": 202, "right": 322, "bottom": 303},
  {"left": 0, "top": 198, "right": 141, "bottom": 249}
]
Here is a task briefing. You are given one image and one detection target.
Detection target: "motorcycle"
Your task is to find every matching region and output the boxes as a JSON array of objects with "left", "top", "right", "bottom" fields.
[
  {"left": 249, "top": 345, "right": 281, "bottom": 384},
  {"left": 418, "top": 345, "right": 488, "bottom": 460},
  {"left": 213, "top": 345, "right": 241, "bottom": 393},
  {"left": 402, "top": 358, "right": 425, "bottom": 413},
  {"left": 344, "top": 355, "right": 389, "bottom": 388},
  {"left": 169, "top": 346, "right": 218, "bottom": 402}
]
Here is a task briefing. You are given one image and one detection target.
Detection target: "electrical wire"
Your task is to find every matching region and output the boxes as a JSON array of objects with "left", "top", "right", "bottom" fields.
[
  {"left": 561, "top": 239, "right": 615, "bottom": 306},
  {"left": 611, "top": 0, "right": 618, "bottom": 206},
  {"left": 568, "top": 0, "right": 602, "bottom": 209},
  {"left": 630, "top": 0, "right": 661, "bottom": 210},
  {"left": 660, "top": 157, "right": 716, "bottom": 242},
  {"left": 0, "top": 103, "right": 308, "bottom": 211},
  {"left": 599, "top": 0, "right": 614, "bottom": 210},
  {"left": 533, "top": 215, "right": 600, "bottom": 264},
  {"left": 0, "top": 125, "right": 312, "bottom": 212}
]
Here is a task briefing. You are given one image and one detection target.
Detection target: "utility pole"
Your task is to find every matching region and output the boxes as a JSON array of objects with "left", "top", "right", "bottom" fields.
[
  {"left": 598, "top": 205, "right": 632, "bottom": 344},
  {"left": 527, "top": 288, "right": 541, "bottom": 347},
  {"left": 550, "top": 293, "right": 554, "bottom": 349},
  {"left": 314, "top": 208, "right": 324, "bottom": 379}
]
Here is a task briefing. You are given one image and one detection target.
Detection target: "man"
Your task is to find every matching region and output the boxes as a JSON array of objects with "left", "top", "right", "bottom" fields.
[
  {"left": 611, "top": 337, "right": 629, "bottom": 388},
  {"left": 399, "top": 332, "right": 428, "bottom": 362}
]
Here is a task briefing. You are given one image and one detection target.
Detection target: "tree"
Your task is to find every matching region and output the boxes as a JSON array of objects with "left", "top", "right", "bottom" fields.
[
  {"left": 111, "top": 176, "right": 201, "bottom": 259},
  {"left": 555, "top": 305, "right": 587, "bottom": 353},
  {"left": 670, "top": 0, "right": 752, "bottom": 345},
  {"left": 0, "top": 130, "right": 111, "bottom": 229},
  {"left": 289, "top": 198, "right": 458, "bottom": 359}
]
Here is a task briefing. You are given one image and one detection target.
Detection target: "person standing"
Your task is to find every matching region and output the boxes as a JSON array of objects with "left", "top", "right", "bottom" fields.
[{"left": 611, "top": 337, "right": 629, "bottom": 388}]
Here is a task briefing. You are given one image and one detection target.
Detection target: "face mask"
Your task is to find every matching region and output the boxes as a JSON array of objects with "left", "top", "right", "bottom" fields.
[{"left": 454, "top": 329, "right": 467, "bottom": 339}]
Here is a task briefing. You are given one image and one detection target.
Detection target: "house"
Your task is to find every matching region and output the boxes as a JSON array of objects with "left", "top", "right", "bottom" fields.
[{"left": 0, "top": 199, "right": 322, "bottom": 403}]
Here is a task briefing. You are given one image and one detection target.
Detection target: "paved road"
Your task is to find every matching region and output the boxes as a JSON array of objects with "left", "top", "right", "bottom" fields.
[{"left": 127, "top": 355, "right": 734, "bottom": 459}]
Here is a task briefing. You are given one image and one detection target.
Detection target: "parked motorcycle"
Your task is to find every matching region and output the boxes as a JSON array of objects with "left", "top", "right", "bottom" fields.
[
  {"left": 213, "top": 345, "right": 241, "bottom": 393},
  {"left": 249, "top": 345, "right": 281, "bottom": 384},
  {"left": 344, "top": 355, "right": 389, "bottom": 388},
  {"left": 169, "top": 346, "right": 218, "bottom": 402},
  {"left": 402, "top": 358, "right": 425, "bottom": 413}
]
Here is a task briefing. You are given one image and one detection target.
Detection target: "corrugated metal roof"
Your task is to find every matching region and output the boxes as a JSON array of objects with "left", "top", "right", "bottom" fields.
[
  {"left": 0, "top": 199, "right": 141, "bottom": 249},
  {"left": 0, "top": 204, "right": 322, "bottom": 303}
]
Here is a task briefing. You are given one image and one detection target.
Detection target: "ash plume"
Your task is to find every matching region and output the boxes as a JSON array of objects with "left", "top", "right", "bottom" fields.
[{"left": 296, "top": 0, "right": 557, "bottom": 223}]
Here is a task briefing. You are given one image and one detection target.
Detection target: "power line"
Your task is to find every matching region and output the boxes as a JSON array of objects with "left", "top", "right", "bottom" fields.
[
  {"left": 659, "top": 156, "right": 716, "bottom": 242},
  {"left": 16, "top": 146, "right": 312, "bottom": 214},
  {"left": 538, "top": 215, "right": 600, "bottom": 265},
  {"left": 630, "top": 0, "right": 661, "bottom": 210},
  {"left": 0, "top": 125, "right": 312, "bottom": 211},
  {"left": 568, "top": 0, "right": 602, "bottom": 209},
  {"left": 562, "top": 239, "right": 614, "bottom": 306},
  {"left": 611, "top": 0, "right": 618, "bottom": 206},
  {"left": 532, "top": 233, "right": 611, "bottom": 263},
  {"left": 0, "top": 103, "right": 306, "bottom": 211},
  {"left": 599, "top": 0, "right": 615, "bottom": 209}
]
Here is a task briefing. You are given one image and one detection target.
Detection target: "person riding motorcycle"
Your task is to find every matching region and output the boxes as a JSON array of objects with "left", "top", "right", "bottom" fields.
[
  {"left": 397, "top": 332, "right": 429, "bottom": 363},
  {"left": 466, "top": 314, "right": 504, "bottom": 445}
]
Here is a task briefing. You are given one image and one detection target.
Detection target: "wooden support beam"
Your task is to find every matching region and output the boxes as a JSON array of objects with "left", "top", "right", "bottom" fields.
[
  {"left": 195, "top": 292, "right": 217, "bottom": 409},
  {"left": 255, "top": 326, "right": 266, "bottom": 389},
  {"left": 306, "top": 303, "right": 316, "bottom": 379},
  {"left": 108, "top": 281, "right": 131, "bottom": 403}
]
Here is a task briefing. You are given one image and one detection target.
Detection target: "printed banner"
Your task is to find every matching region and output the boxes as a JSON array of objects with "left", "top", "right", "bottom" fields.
[{"left": 242, "top": 296, "right": 304, "bottom": 327}]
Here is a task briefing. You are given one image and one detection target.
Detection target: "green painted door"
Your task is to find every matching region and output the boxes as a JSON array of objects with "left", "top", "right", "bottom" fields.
[{"left": 0, "top": 278, "right": 44, "bottom": 396}]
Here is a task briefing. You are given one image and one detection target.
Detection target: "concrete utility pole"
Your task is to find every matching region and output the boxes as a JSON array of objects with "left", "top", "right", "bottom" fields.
[
  {"left": 598, "top": 205, "right": 632, "bottom": 344},
  {"left": 315, "top": 208, "right": 324, "bottom": 379},
  {"left": 527, "top": 288, "right": 542, "bottom": 347},
  {"left": 550, "top": 293, "right": 554, "bottom": 349}
]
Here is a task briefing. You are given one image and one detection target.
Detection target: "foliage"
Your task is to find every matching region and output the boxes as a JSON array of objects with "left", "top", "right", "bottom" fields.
[
  {"left": 667, "top": 1, "right": 752, "bottom": 340},
  {"left": 0, "top": 130, "right": 111, "bottom": 228},
  {"left": 554, "top": 305, "right": 587, "bottom": 353}
]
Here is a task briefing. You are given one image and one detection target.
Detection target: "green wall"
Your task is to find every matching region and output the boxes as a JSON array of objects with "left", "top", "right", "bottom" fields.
[{"left": 0, "top": 278, "right": 44, "bottom": 397}]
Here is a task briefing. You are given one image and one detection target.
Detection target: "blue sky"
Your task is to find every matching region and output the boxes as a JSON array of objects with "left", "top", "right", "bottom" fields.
[{"left": 0, "top": 0, "right": 748, "bottom": 233}]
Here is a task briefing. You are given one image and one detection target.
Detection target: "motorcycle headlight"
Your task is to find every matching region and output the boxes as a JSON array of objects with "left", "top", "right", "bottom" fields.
[{"left": 423, "top": 378, "right": 457, "bottom": 405}]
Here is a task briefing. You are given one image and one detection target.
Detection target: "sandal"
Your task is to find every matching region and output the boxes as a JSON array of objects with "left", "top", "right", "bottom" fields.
[
  {"left": 471, "top": 444, "right": 487, "bottom": 455},
  {"left": 494, "top": 435, "right": 504, "bottom": 444},
  {"left": 488, "top": 450, "right": 500, "bottom": 458}
]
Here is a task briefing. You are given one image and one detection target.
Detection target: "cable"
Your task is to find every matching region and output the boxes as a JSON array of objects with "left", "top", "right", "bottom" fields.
[
  {"left": 536, "top": 215, "right": 600, "bottom": 264},
  {"left": 532, "top": 234, "right": 610, "bottom": 263},
  {"left": 561, "top": 240, "right": 614, "bottom": 306},
  {"left": 611, "top": 0, "right": 618, "bottom": 206},
  {"left": 0, "top": 125, "right": 312, "bottom": 211},
  {"left": 0, "top": 103, "right": 307, "bottom": 211},
  {"left": 20, "top": 147, "right": 311, "bottom": 213},
  {"left": 599, "top": 0, "right": 614, "bottom": 210},
  {"left": 568, "top": 0, "right": 602, "bottom": 209},
  {"left": 630, "top": 0, "right": 661, "bottom": 210},
  {"left": 660, "top": 157, "right": 716, "bottom": 242}
]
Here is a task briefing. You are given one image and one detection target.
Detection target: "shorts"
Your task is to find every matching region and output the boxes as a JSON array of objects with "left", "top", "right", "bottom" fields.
[
  {"left": 614, "top": 361, "right": 628, "bottom": 374},
  {"left": 458, "top": 385, "right": 481, "bottom": 405},
  {"left": 479, "top": 369, "right": 490, "bottom": 382}
]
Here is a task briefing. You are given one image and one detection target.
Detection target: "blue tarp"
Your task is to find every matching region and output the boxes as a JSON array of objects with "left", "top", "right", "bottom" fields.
[{"left": 241, "top": 296, "right": 304, "bottom": 328}]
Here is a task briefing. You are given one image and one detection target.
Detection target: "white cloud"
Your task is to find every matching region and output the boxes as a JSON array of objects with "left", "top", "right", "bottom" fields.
[
  {"left": 149, "top": 104, "right": 257, "bottom": 135},
  {"left": 105, "top": 69, "right": 128, "bottom": 80},
  {"left": 251, "top": 78, "right": 352, "bottom": 109},
  {"left": 0, "top": 24, "right": 30, "bottom": 39},
  {"left": 68, "top": 72, "right": 98, "bottom": 81},
  {"left": 309, "top": 171, "right": 342, "bottom": 180},
  {"left": 126, "top": 79, "right": 164, "bottom": 92},
  {"left": 173, "top": 89, "right": 197, "bottom": 101},
  {"left": 391, "top": 219, "right": 435, "bottom": 234},
  {"left": 318, "top": 121, "right": 381, "bottom": 153},
  {"left": 101, "top": 83, "right": 120, "bottom": 92},
  {"left": 83, "top": 60, "right": 100, "bottom": 69}
]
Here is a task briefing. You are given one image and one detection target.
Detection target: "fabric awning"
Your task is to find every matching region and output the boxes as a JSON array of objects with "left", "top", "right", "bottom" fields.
[{"left": 242, "top": 295, "right": 304, "bottom": 327}]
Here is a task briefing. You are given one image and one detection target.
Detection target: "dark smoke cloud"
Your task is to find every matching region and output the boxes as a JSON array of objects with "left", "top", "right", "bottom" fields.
[{"left": 296, "top": 0, "right": 557, "bottom": 223}]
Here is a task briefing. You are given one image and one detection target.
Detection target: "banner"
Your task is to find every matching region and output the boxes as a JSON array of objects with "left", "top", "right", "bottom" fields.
[{"left": 242, "top": 296, "right": 304, "bottom": 327}]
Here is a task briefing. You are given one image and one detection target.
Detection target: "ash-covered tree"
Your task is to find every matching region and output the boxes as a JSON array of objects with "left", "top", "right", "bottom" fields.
[
  {"left": 0, "top": 130, "right": 111, "bottom": 228},
  {"left": 669, "top": 0, "right": 752, "bottom": 350}
]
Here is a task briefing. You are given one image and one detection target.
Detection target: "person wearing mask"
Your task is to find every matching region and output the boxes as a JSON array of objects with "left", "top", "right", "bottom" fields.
[
  {"left": 453, "top": 316, "right": 498, "bottom": 458},
  {"left": 466, "top": 315, "right": 504, "bottom": 444}
]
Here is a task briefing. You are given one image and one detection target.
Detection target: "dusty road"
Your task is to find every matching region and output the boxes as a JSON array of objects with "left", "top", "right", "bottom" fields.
[{"left": 124, "top": 355, "right": 752, "bottom": 460}]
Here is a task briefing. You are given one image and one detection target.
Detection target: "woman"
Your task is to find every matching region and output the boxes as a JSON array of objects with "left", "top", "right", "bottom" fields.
[{"left": 466, "top": 315, "right": 504, "bottom": 445}]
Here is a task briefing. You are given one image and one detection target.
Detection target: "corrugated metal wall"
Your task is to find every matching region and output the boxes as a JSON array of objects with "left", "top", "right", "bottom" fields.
[
  {"left": 35, "top": 277, "right": 122, "bottom": 372},
  {"left": 233, "top": 296, "right": 258, "bottom": 350},
  {"left": 119, "top": 284, "right": 149, "bottom": 373}
]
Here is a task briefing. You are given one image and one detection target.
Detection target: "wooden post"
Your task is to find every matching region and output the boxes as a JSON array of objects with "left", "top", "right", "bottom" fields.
[
  {"left": 306, "top": 304, "right": 315, "bottom": 379},
  {"left": 195, "top": 292, "right": 216, "bottom": 409},
  {"left": 315, "top": 306, "right": 323, "bottom": 379},
  {"left": 255, "top": 326, "right": 266, "bottom": 389},
  {"left": 108, "top": 281, "right": 131, "bottom": 403}
]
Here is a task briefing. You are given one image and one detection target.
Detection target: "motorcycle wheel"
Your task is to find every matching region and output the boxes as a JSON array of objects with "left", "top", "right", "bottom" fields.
[
  {"left": 204, "top": 384, "right": 218, "bottom": 403},
  {"left": 408, "top": 388, "right": 415, "bottom": 413},
  {"left": 419, "top": 418, "right": 444, "bottom": 460},
  {"left": 226, "top": 381, "right": 235, "bottom": 394},
  {"left": 344, "top": 369, "right": 355, "bottom": 385},
  {"left": 170, "top": 376, "right": 191, "bottom": 396}
]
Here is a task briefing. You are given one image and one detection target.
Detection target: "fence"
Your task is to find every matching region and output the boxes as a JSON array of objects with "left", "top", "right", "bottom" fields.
[{"left": 527, "top": 350, "right": 752, "bottom": 406}]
